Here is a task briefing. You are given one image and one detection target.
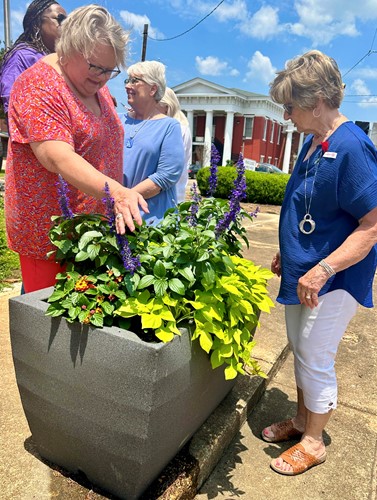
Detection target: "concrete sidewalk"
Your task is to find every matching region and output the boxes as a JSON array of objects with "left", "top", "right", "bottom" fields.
[{"left": 1, "top": 209, "right": 376, "bottom": 499}]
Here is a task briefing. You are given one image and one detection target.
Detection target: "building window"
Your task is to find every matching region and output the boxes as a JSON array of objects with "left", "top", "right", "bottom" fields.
[
  {"left": 267, "top": 156, "right": 272, "bottom": 163},
  {"left": 243, "top": 116, "right": 254, "bottom": 139},
  {"left": 260, "top": 155, "right": 265, "bottom": 163},
  {"left": 262, "top": 119, "right": 268, "bottom": 141},
  {"left": 277, "top": 124, "right": 281, "bottom": 145},
  {"left": 270, "top": 122, "right": 275, "bottom": 143},
  {"left": 275, "top": 157, "right": 278, "bottom": 166}
]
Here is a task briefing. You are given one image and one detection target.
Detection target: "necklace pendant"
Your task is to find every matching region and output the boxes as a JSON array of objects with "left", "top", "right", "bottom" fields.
[
  {"left": 299, "top": 213, "right": 316, "bottom": 235},
  {"left": 126, "top": 138, "right": 133, "bottom": 148}
]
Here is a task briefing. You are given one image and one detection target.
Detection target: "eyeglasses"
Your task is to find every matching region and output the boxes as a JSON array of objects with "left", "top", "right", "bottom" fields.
[
  {"left": 283, "top": 103, "right": 293, "bottom": 115},
  {"left": 124, "top": 77, "right": 146, "bottom": 86},
  {"left": 86, "top": 61, "right": 121, "bottom": 80},
  {"left": 42, "top": 13, "right": 67, "bottom": 26}
]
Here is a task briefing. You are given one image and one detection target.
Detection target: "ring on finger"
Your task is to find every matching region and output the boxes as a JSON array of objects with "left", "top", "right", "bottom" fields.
[
  {"left": 115, "top": 213, "right": 123, "bottom": 220},
  {"left": 305, "top": 294, "right": 311, "bottom": 299}
]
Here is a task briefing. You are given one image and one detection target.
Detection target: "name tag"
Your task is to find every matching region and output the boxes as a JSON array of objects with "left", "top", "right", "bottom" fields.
[{"left": 323, "top": 152, "right": 337, "bottom": 159}]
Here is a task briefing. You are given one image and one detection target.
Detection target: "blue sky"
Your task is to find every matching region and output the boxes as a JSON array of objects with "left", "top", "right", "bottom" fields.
[{"left": 2, "top": 0, "right": 377, "bottom": 122}]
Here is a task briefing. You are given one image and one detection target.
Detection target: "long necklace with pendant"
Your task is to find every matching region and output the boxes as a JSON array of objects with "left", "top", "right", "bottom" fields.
[
  {"left": 126, "top": 115, "right": 152, "bottom": 148},
  {"left": 299, "top": 144, "right": 326, "bottom": 235}
]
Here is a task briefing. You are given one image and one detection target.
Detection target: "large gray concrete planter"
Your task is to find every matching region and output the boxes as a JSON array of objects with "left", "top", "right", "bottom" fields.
[{"left": 9, "top": 287, "right": 235, "bottom": 500}]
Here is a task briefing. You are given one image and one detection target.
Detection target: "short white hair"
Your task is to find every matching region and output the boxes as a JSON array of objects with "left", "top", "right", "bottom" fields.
[{"left": 127, "top": 60, "right": 166, "bottom": 101}]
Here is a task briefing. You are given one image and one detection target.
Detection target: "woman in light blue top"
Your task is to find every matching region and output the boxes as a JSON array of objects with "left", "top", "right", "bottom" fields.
[{"left": 121, "top": 61, "right": 184, "bottom": 224}]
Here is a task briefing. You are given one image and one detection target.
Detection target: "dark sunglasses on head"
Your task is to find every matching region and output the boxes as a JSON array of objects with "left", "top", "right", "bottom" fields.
[
  {"left": 56, "top": 13, "right": 67, "bottom": 25},
  {"left": 42, "top": 13, "right": 67, "bottom": 25}
]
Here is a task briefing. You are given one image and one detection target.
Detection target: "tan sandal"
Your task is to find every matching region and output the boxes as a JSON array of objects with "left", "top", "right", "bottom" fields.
[
  {"left": 261, "top": 419, "right": 303, "bottom": 443},
  {"left": 270, "top": 443, "right": 326, "bottom": 476}
]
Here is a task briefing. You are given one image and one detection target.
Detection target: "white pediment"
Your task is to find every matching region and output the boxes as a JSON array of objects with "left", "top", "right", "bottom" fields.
[{"left": 174, "top": 78, "right": 235, "bottom": 96}]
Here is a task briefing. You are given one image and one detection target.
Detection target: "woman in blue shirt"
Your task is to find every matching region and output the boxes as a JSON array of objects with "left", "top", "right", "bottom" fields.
[
  {"left": 262, "top": 50, "right": 377, "bottom": 476},
  {"left": 121, "top": 61, "right": 184, "bottom": 224}
]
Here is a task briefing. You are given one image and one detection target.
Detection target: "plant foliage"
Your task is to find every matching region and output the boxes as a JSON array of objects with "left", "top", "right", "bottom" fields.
[
  {"left": 197, "top": 166, "right": 289, "bottom": 205},
  {"left": 46, "top": 153, "right": 275, "bottom": 380}
]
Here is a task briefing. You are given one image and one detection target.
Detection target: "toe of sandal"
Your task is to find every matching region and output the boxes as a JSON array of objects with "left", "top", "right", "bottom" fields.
[
  {"left": 261, "top": 419, "right": 303, "bottom": 443},
  {"left": 270, "top": 443, "right": 327, "bottom": 476}
]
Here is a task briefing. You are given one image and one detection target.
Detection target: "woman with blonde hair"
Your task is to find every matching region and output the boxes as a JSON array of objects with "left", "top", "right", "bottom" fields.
[
  {"left": 158, "top": 87, "right": 192, "bottom": 202},
  {"left": 5, "top": 5, "right": 147, "bottom": 293}
]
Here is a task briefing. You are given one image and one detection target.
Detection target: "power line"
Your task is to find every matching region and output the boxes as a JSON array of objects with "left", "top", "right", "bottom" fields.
[
  {"left": 147, "top": 0, "right": 225, "bottom": 41},
  {"left": 342, "top": 28, "right": 377, "bottom": 78}
]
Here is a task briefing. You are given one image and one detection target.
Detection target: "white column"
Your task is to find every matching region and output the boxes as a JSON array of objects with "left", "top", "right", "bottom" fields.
[
  {"left": 186, "top": 110, "right": 194, "bottom": 140},
  {"left": 297, "top": 132, "right": 305, "bottom": 157},
  {"left": 204, "top": 110, "right": 213, "bottom": 167},
  {"left": 282, "top": 123, "right": 294, "bottom": 173},
  {"left": 223, "top": 111, "right": 234, "bottom": 165}
]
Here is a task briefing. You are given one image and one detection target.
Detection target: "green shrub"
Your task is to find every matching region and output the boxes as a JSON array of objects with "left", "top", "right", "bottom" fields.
[
  {"left": 0, "top": 196, "right": 20, "bottom": 289},
  {"left": 196, "top": 166, "right": 289, "bottom": 205}
]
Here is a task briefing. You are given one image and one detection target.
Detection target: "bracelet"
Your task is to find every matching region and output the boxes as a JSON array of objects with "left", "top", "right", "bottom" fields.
[{"left": 319, "top": 259, "right": 336, "bottom": 277}]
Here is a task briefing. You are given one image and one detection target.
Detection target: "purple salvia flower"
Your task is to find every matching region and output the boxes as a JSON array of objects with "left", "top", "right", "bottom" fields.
[
  {"left": 208, "top": 143, "right": 221, "bottom": 196},
  {"left": 215, "top": 153, "right": 247, "bottom": 237},
  {"left": 102, "top": 182, "right": 116, "bottom": 233},
  {"left": 103, "top": 183, "right": 140, "bottom": 274},
  {"left": 57, "top": 175, "right": 73, "bottom": 219},
  {"left": 116, "top": 234, "right": 141, "bottom": 275},
  {"left": 187, "top": 182, "right": 201, "bottom": 227}
]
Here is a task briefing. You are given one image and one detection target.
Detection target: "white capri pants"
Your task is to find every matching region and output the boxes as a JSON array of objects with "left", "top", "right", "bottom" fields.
[{"left": 285, "top": 289, "right": 358, "bottom": 414}]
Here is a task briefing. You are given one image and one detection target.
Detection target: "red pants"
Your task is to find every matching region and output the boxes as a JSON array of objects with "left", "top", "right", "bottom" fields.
[{"left": 19, "top": 255, "right": 66, "bottom": 293}]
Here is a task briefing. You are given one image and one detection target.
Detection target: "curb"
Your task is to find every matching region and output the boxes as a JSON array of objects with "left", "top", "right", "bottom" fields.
[{"left": 141, "top": 340, "right": 291, "bottom": 499}]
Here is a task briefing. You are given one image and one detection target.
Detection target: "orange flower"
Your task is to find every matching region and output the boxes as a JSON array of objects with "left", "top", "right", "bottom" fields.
[{"left": 74, "top": 276, "right": 96, "bottom": 292}]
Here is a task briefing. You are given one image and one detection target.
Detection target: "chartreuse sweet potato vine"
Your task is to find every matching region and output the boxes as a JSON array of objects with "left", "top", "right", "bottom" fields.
[{"left": 46, "top": 151, "right": 274, "bottom": 380}]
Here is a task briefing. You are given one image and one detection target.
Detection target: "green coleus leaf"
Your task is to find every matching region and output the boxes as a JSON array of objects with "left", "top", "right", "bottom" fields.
[
  {"left": 47, "top": 290, "right": 67, "bottom": 303},
  {"left": 138, "top": 275, "right": 155, "bottom": 289},
  {"left": 178, "top": 267, "right": 195, "bottom": 283},
  {"left": 90, "top": 312, "right": 104, "bottom": 327},
  {"left": 168, "top": 278, "right": 185, "bottom": 295},
  {"left": 45, "top": 303, "right": 66, "bottom": 317},
  {"left": 78, "top": 230, "right": 103, "bottom": 250},
  {"left": 154, "top": 279, "right": 168, "bottom": 297},
  {"left": 75, "top": 250, "right": 89, "bottom": 262},
  {"left": 154, "top": 260, "right": 166, "bottom": 279},
  {"left": 102, "top": 301, "right": 115, "bottom": 315},
  {"left": 87, "top": 243, "right": 100, "bottom": 260}
]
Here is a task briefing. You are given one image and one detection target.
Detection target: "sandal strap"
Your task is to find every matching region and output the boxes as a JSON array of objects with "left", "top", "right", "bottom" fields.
[
  {"left": 270, "top": 419, "right": 302, "bottom": 441},
  {"left": 279, "top": 443, "right": 325, "bottom": 473}
]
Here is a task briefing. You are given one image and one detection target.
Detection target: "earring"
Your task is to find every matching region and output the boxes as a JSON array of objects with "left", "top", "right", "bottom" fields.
[{"left": 313, "top": 108, "right": 321, "bottom": 118}]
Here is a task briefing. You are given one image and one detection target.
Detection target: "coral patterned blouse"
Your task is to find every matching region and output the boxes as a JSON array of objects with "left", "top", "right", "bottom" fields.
[{"left": 5, "top": 59, "right": 124, "bottom": 259}]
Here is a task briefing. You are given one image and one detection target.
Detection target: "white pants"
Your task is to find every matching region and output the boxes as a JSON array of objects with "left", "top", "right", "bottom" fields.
[{"left": 285, "top": 289, "right": 358, "bottom": 414}]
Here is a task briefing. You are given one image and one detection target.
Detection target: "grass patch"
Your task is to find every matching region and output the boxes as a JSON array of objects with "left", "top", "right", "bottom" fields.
[{"left": 0, "top": 195, "right": 21, "bottom": 291}]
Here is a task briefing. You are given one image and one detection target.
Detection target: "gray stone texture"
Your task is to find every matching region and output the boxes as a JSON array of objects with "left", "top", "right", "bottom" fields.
[{"left": 9, "top": 287, "right": 234, "bottom": 499}]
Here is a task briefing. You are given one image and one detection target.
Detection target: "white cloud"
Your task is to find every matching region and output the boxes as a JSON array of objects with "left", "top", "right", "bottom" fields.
[
  {"left": 350, "top": 78, "right": 377, "bottom": 107},
  {"left": 288, "top": 0, "right": 377, "bottom": 45},
  {"left": 213, "top": 0, "right": 247, "bottom": 22},
  {"left": 120, "top": 10, "right": 163, "bottom": 39},
  {"left": 245, "top": 51, "right": 277, "bottom": 85},
  {"left": 238, "top": 6, "right": 281, "bottom": 39},
  {"left": 195, "top": 55, "right": 238, "bottom": 76}
]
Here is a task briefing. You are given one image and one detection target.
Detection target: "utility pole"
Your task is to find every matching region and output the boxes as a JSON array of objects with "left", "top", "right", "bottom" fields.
[
  {"left": 141, "top": 24, "right": 148, "bottom": 61},
  {"left": 3, "top": 0, "right": 11, "bottom": 48}
]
